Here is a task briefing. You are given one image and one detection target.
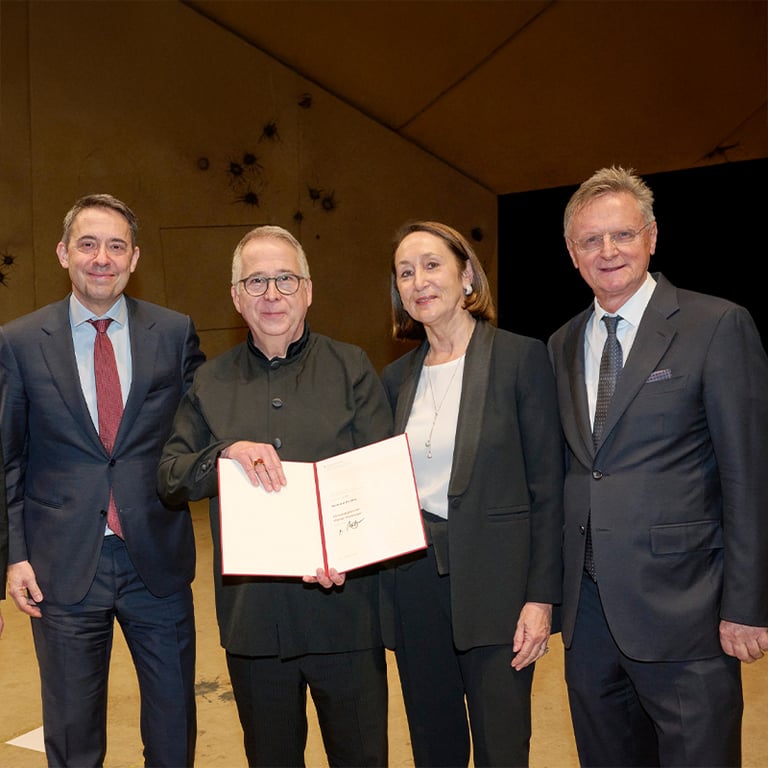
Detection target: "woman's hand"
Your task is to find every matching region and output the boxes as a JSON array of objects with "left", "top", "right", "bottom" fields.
[{"left": 511, "top": 601, "right": 552, "bottom": 670}]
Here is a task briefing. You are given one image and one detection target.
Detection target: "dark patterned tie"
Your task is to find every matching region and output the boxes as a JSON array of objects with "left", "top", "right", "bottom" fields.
[
  {"left": 585, "top": 314, "right": 623, "bottom": 580},
  {"left": 592, "top": 315, "right": 623, "bottom": 448},
  {"left": 89, "top": 319, "right": 124, "bottom": 538}
]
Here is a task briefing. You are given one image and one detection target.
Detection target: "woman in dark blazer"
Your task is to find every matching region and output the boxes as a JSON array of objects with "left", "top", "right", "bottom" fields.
[{"left": 380, "top": 221, "right": 564, "bottom": 767}]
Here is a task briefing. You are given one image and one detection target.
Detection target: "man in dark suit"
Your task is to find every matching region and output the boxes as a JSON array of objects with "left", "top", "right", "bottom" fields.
[
  {"left": 548, "top": 166, "right": 768, "bottom": 767},
  {"left": 1, "top": 441, "right": 7, "bottom": 638},
  {"left": 0, "top": 194, "right": 204, "bottom": 766}
]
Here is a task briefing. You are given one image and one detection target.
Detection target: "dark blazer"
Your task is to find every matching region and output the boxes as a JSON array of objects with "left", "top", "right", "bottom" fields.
[
  {"left": 380, "top": 320, "right": 564, "bottom": 651},
  {"left": 548, "top": 274, "right": 768, "bottom": 661},
  {"left": 0, "top": 440, "right": 7, "bottom": 598},
  {"left": 158, "top": 331, "right": 393, "bottom": 659},
  {"left": 0, "top": 295, "right": 204, "bottom": 604}
]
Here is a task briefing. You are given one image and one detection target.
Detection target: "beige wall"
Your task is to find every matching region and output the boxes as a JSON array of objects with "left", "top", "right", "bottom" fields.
[{"left": 0, "top": 0, "right": 496, "bottom": 371}]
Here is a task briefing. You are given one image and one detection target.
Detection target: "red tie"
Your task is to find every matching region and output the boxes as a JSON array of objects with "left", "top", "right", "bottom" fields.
[{"left": 89, "top": 318, "right": 124, "bottom": 538}]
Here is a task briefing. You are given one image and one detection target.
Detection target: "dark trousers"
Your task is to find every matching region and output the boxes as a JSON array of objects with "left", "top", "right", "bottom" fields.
[
  {"left": 566, "top": 574, "right": 743, "bottom": 768},
  {"left": 31, "top": 535, "right": 197, "bottom": 768},
  {"left": 226, "top": 647, "right": 388, "bottom": 768},
  {"left": 393, "top": 544, "right": 534, "bottom": 768}
]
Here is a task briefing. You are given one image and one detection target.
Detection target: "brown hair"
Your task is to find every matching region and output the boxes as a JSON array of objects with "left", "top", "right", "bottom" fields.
[
  {"left": 390, "top": 221, "right": 495, "bottom": 340},
  {"left": 61, "top": 194, "right": 138, "bottom": 247}
]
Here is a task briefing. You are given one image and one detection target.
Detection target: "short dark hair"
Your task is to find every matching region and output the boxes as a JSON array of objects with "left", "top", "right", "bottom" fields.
[{"left": 61, "top": 194, "right": 138, "bottom": 247}]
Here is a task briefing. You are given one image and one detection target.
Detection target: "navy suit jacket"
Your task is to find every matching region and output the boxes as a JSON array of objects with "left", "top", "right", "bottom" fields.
[
  {"left": 548, "top": 274, "right": 768, "bottom": 661},
  {"left": 0, "top": 295, "right": 204, "bottom": 604},
  {"left": 0, "top": 440, "right": 7, "bottom": 598}
]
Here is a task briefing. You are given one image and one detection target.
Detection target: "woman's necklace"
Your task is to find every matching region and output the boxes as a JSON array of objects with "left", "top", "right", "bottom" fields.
[{"left": 424, "top": 357, "right": 462, "bottom": 459}]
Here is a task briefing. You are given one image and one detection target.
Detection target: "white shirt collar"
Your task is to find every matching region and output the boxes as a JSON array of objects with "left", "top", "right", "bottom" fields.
[
  {"left": 70, "top": 294, "right": 128, "bottom": 328},
  {"left": 593, "top": 272, "right": 656, "bottom": 328}
]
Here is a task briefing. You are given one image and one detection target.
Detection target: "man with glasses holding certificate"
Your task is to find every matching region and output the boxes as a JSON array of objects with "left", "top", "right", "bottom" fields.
[
  {"left": 159, "top": 225, "right": 392, "bottom": 767},
  {"left": 548, "top": 166, "right": 768, "bottom": 767}
]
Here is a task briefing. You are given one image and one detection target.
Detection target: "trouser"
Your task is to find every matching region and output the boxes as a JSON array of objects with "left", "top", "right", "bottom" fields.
[
  {"left": 393, "top": 543, "right": 534, "bottom": 767},
  {"left": 566, "top": 574, "right": 742, "bottom": 767},
  {"left": 226, "top": 646, "right": 388, "bottom": 767},
  {"left": 32, "top": 535, "right": 196, "bottom": 767}
]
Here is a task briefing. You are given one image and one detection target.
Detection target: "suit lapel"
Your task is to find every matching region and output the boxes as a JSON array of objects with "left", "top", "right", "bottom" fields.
[
  {"left": 597, "top": 275, "right": 679, "bottom": 449},
  {"left": 392, "top": 321, "right": 490, "bottom": 498},
  {"left": 561, "top": 309, "right": 596, "bottom": 463},
  {"left": 448, "top": 321, "right": 492, "bottom": 497},
  {"left": 39, "top": 300, "right": 103, "bottom": 451},
  {"left": 393, "top": 344, "right": 428, "bottom": 434},
  {"left": 115, "top": 298, "right": 159, "bottom": 452}
]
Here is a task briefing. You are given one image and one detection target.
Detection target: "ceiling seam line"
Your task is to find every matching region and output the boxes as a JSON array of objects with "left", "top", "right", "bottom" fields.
[
  {"left": 181, "top": 0, "right": 497, "bottom": 193},
  {"left": 396, "top": 0, "right": 558, "bottom": 132}
]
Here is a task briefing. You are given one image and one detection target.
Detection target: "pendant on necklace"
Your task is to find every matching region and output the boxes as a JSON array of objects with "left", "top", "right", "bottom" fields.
[
  {"left": 425, "top": 409, "right": 439, "bottom": 459},
  {"left": 424, "top": 355, "right": 461, "bottom": 460}
]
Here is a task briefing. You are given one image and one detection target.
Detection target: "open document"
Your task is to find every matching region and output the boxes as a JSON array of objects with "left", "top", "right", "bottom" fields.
[{"left": 218, "top": 433, "right": 426, "bottom": 577}]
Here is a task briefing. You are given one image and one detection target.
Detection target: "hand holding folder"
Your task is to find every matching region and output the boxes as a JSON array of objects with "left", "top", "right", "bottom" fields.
[{"left": 218, "top": 434, "right": 426, "bottom": 578}]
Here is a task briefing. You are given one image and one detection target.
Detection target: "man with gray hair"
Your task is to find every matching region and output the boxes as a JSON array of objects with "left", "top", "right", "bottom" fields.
[
  {"left": 158, "top": 225, "right": 392, "bottom": 767},
  {"left": 548, "top": 166, "right": 768, "bottom": 767}
]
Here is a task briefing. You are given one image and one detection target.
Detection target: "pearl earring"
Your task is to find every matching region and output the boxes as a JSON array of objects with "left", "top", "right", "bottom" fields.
[{"left": 464, "top": 284, "right": 473, "bottom": 296}]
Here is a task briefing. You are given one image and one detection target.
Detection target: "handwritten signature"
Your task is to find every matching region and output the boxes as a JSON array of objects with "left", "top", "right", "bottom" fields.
[{"left": 338, "top": 518, "right": 365, "bottom": 534}]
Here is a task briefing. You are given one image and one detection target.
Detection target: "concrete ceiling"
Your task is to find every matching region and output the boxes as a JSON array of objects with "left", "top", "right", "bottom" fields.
[{"left": 186, "top": 0, "right": 768, "bottom": 195}]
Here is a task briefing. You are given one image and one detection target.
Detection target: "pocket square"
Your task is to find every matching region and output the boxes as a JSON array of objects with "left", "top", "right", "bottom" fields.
[{"left": 646, "top": 368, "right": 672, "bottom": 383}]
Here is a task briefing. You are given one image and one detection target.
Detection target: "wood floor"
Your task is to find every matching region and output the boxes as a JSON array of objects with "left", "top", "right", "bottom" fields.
[{"left": 1, "top": 502, "right": 766, "bottom": 767}]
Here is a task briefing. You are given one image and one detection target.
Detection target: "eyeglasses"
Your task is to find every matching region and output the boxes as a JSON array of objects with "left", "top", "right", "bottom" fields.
[
  {"left": 569, "top": 221, "right": 654, "bottom": 253},
  {"left": 237, "top": 273, "right": 306, "bottom": 297}
]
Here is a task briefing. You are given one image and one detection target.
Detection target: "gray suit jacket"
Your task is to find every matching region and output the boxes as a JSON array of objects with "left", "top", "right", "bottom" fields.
[
  {"left": 380, "top": 320, "right": 564, "bottom": 651},
  {"left": 548, "top": 274, "right": 768, "bottom": 661},
  {"left": 0, "top": 295, "right": 204, "bottom": 604}
]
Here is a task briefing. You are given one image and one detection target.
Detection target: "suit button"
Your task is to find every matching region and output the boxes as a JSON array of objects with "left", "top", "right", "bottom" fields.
[
  {"left": 271, "top": 398, "right": 283, "bottom": 409},
  {"left": 201, "top": 462, "right": 210, "bottom": 471},
  {"left": 579, "top": 525, "right": 586, "bottom": 535},
  {"left": 100, "top": 509, "right": 107, "bottom": 517},
  {"left": 592, "top": 470, "right": 603, "bottom": 480},
  {"left": 273, "top": 438, "right": 282, "bottom": 449},
  {"left": 270, "top": 360, "right": 281, "bottom": 370},
  {"left": 109, "top": 459, "right": 116, "bottom": 467}
]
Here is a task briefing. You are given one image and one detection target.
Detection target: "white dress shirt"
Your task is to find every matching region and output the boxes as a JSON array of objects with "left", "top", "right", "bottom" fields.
[{"left": 585, "top": 273, "right": 656, "bottom": 429}]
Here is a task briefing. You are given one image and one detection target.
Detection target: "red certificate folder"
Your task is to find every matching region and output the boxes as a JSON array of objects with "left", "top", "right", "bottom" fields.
[{"left": 218, "top": 433, "right": 426, "bottom": 577}]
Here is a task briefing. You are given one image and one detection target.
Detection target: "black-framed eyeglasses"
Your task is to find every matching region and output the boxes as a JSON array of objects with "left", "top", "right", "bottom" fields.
[
  {"left": 237, "top": 273, "right": 306, "bottom": 297},
  {"left": 569, "top": 220, "right": 654, "bottom": 253}
]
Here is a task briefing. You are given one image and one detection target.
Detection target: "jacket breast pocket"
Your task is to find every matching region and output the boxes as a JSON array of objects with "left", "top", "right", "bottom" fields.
[
  {"left": 641, "top": 373, "right": 688, "bottom": 395},
  {"left": 650, "top": 519, "right": 723, "bottom": 555},
  {"left": 486, "top": 504, "right": 530, "bottom": 523}
]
